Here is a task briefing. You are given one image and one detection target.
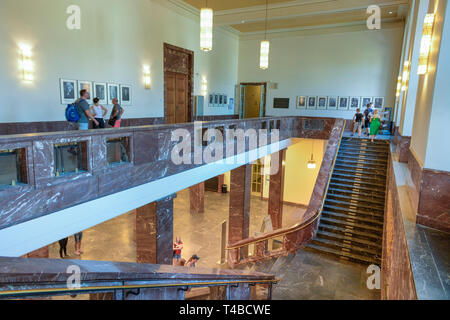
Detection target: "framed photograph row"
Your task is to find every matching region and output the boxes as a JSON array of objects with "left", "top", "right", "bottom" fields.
[
  {"left": 296, "top": 96, "right": 385, "bottom": 110},
  {"left": 60, "top": 79, "right": 132, "bottom": 106},
  {"left": 209, "top": 93, "right": 228, "bottom": 108}
]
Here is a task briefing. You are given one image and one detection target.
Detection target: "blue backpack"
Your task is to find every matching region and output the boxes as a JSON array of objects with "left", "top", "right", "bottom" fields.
[{"left": 65, "top": 103, "right": 80, "bottom": 122}]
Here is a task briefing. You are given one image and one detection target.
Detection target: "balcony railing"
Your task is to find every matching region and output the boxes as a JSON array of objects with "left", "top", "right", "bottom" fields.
[
  {"left": 0, "top": 257, "right": 276, "bottom": 300},
  {"left": 0, "top": 116, "right": 338, "bottom": 231}
]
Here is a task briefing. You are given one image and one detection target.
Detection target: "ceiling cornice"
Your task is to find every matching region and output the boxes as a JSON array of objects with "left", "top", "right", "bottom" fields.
[
  {"left": 152, "top": 0, "right": 241, "bottom": 39},
  {"left": 239, "top": 20, "right": 404, "bottom": 40},
  {"left": 213, "top": 0, "right": 410, "bottom": 25}
]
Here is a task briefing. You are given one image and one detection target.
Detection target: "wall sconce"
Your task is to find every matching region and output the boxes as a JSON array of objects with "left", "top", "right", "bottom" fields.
[
  {"left": 143, "top": 65, "right": 151, "bottom": 89},
  {"left": 396, "top": 76, "right": 402, "bottom": 97},
  {"left": 401, "top": 61, "right": 409, "bottom": 91},
  {"left": 19, "top": 44, "right": 33, "bottom": 82},
  {"left": 418, "top": 13, "right": 435, "bottom": 75},
  {"left": 201, "top": 77, "right": 208, "bottom": 96}
]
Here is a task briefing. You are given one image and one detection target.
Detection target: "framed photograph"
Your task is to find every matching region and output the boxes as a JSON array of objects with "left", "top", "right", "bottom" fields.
[
  {"left": 317, "top": 96, "right": 327, "bottom": 109},
  {"left": 338, "top": 96, "right": 349, "bottom": 110},
  {"left": 224, "top": 95, "right": 228, "bottom": 105},
  {"left": 327, "top": 96, "right": 338, "bottom": 110},
  {"left": 214, "top": 94, "right": 219, "bottom": 107},
  {"left": 349, "top": 96, "right": 361, "bottom": 110},
  {"left": 307, "top": 96, "right": 317, "bottom": 109},
  {"left": 209, "top": 94, "right": 214, "bottom": 107},
  {"left": 108, "top": 83, "right": 120, "bottom": 105},
  {"left": 78, "top": 81, "right": 93, "bottom": 104},
  {"left": 219, "top": 94, "right": 224, "bottom": 106},
  {"left": 60, "top": 78, "right": 77, "bottom": 104},
  {"left": 120, "top": 85, "right": 132, "bottom": 106},
  {"left": 361, "top": 96, "right": 373, "bottom": 109},
  {"left": 297, "top": 96, "right": 307, "bottom": 109},
  {"left": 94, "top": 82, "right": 107, "bottom": 105},
  {"left": 373, "top": 96, "right": 385, "bottom": 109}
]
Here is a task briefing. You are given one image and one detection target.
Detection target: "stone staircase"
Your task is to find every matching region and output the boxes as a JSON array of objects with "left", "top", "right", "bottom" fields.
[{"left": 304, "top": 137, "right": 389, "bottom": 265}]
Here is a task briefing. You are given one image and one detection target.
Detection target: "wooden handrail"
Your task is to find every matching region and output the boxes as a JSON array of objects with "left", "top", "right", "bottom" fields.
[{"left": 226, "top": 120, "right": 346, "bottom": 251}]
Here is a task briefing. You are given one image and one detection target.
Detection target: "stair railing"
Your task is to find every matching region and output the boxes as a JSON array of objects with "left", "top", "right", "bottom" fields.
[{"left": 226, "top": 120, "right": 346, "bottom": 267}]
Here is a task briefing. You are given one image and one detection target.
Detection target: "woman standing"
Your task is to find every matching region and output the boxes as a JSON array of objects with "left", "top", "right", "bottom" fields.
[
  {"left": 369, "top": 109, "right": 381, "bottom": 142},
  {"left": 90, "top": 98, "right": 108, "bottom": 129}
]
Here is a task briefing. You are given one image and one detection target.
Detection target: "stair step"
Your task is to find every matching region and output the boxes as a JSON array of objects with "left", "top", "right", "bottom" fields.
[
  {"left": 326, "top": 193, "right": 385, "bottom": 207},
  {"left": 334, "top": 164, "right": 387, "bottom": 176},
  {"left": 303, "top": 243, "right": 380, "bottom": 265},
  {"left": 338, "top": 148, "right": 389, "bottom": 157},
  {"left": 320, "top": 216, "right": 383, "bottom": 233},
  {"left": 329, "top": 182, "right": 385, "bottom": 194},
  {"left": 324, "top": 198, "right": 385, "bottom": 213},
  {"left": 342, "top": 137, "right": 388, "bottom": 145},
  {"left": 319, "top": 224, "right": 382, "bottom": 242},
  {"left": 332, "top": 170, "right": 387, "bottom": 182},
  {"left": 317, "top": 230, "right": 382, "bottom": 249},
  {"left": 328, "top": 186, "right": 386, "bottom": 202},
  {"left": 312, "top": 237, "right": 381, "bottom": 257},
  {"left": 336, "top": 159, "right": 387, "bottom": 169},
  {"left": 322, "top": 210, "right": 384, "bottom": 226},
  {"left": 341, "top": 142, "right": 389, "bottom": 150},
  {"left": 323, "top": 204, "right": 384, "bottom": 221},
  {"left": 340, "top": 143, "right": 389, "bottom": 151},
  {"left": 330, "top": 177, "right": 386, "bottom": 189},
  {"left": 337, "top": 155, "right": 388, "bottom": 164}
]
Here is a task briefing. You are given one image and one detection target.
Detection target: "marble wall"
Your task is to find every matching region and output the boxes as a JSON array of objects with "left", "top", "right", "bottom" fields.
[
  {"left": 408, "top": 149, "right": 450, "bottom": 233},
  {"left": 381, "top": 155, "right": 417, "bottom": 300}
]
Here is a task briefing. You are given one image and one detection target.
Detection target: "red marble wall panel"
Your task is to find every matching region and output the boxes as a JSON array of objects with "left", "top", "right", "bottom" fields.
[
  {"left": 268, "top": 150, "right": 286, "bottom": 230},
  {"left": 381, "top": 156, "right": 417, "bottom": 300},
  {"left": 189, "top": 182, "right": 205, "bottom": 214},
  {"left": 416, "top": 169, "right": 450, "bottom": 233}
]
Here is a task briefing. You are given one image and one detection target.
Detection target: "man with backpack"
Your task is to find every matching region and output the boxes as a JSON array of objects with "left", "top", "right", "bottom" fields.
[{"left": 76, "top": 89, "right": 98, "bottom": 130}]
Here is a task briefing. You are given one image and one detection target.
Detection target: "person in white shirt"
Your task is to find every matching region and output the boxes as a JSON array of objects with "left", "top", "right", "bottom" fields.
[{"left": 90, "top": 97, "right": 108, "bottom": 129}]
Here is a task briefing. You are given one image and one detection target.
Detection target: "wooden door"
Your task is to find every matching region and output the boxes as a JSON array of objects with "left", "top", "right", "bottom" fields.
[{"left": 165, "top": 72, "right": 188, "bottom": 124}]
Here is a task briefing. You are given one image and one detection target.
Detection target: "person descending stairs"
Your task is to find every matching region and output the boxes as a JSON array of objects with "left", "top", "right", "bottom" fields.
[{"left": 304, "top": 137, "right": 389, "bottom": 265}]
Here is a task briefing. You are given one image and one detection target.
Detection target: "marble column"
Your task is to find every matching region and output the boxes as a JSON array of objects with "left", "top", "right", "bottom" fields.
[
  {"left": 228, "top": 165, "right": 252, "bottom": 265},
  {"left": 135, "top": 194, "right": 176, "bottom": 265},
  {"left": 218, "top": 174, "right": 225, "bottom": 192},
  {"left": 268, "top": 150, "right": 286, "bottom": 230},
  {"left": 189, "top": 182, "right": 205, "bottom": 214}
]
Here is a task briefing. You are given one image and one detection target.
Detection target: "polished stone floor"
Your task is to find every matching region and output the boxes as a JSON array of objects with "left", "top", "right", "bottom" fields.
[
  {"left": 49, "top": 189, "right": 305, "bottom": 269},
  {"left": 273, "top": 250, "right": 381, "bottom": 300},
  {"left": 47, "top": 187, "right": 385, "bottom": 300}
]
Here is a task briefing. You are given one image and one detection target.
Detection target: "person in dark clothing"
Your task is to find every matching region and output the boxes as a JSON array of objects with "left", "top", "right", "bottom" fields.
[
  {"left": 59, "top": 238, "right": 68, "bottom": 258},
  {"left": 352, "top": 108, "right": 364, "bottom": 137},
  {"left": 363, "top": 103, "right": 373, "bottom": 135}
]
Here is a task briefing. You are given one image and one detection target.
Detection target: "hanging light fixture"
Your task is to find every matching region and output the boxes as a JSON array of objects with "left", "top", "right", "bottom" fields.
[
  {"left": 260, "top": 0, "right": 270, "bottom": 70},
  {"left": 307, "top": 141, "right": 316, "bottom": 169},
  {"left": 418, "top": 13, "right": 435, "bottom": 75},
  {"left": 200, "top": 0, "right": 213, "bottom": 52}
]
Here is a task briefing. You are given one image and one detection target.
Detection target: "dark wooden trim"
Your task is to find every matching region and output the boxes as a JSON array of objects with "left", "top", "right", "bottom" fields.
[{"left": 163, "top": 43, "right": 194, "bottom": 123}]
